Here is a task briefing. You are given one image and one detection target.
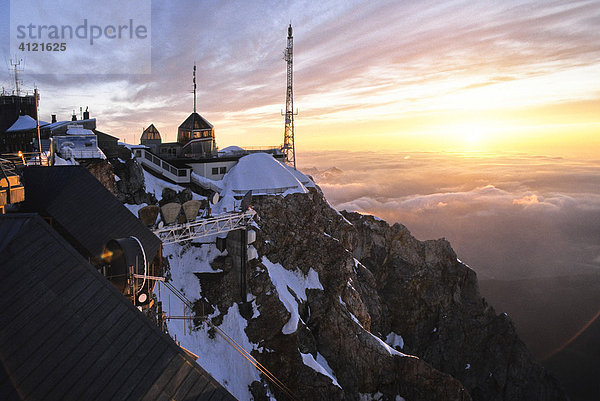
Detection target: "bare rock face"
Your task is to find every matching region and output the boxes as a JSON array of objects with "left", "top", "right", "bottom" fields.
[
  {"left": 195, "top": 190, "right": 566, "bottom": 401},
  {"left": 342, "top": 211, "right": 568, "bottom": 401},
  {"left": 81, "top": 159, "right": 117, "bottom": 195},
  {"left": 110, "top": 147, "right": 156, "bottom": 205}
]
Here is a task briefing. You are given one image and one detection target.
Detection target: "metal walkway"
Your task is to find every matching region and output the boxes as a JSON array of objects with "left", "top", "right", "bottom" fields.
[{"left": 153, "top": 210, "right": 256, "bottom": 245}]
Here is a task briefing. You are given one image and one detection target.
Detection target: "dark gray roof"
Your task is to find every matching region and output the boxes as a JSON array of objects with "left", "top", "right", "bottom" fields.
[
  {"left": 0, "top": 213, "right": 236, "bottom": 401},
  {"left": 21, "top": 165, "right": 161, "bottom": 262},
  {"left": 179, "top": 113, "right": 213, "bottom": 131}
]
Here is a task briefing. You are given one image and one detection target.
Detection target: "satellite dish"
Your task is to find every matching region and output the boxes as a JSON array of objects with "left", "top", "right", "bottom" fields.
[
  {"left": 209, "top": 191, "right": 220, "bottom": 205},
  {"left": 102, "top": 237, "right": 152, "bottom": 306},
  {"left": 161, "top": 202, "right": 182, "bottom": 225},
  {"left": 182, "top": 200, "right": 202, "bottom": 221},
  {"left": 240, "top": 190, "right": 253, "bottom": 211}
]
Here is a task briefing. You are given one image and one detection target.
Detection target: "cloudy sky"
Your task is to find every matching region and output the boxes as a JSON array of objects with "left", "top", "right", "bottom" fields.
[
  {"left": 1, "top": 0, "right": 599, "bottom": 157},
  {"left": 1, "top": 0, "right": 599, "bottom": 279}
]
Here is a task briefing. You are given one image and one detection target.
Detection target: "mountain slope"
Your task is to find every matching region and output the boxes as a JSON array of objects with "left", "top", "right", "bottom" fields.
[{"left": 175, "top": 189, "right": 566, "bottom": 401}]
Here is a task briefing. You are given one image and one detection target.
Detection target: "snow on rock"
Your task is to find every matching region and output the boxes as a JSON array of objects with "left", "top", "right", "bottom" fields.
[
  {"left": 349, "top": 311, "right": 407, "bottom": 358},
  {"left": 261, "top": 256, "right": 324, "bottom": 335},
  {"left": 124, "top": 203, "right": 148, "bottom": 218},
  {"left": 385, "top": 332, "right": 404, "bottom": 350},
  {"left": 143, "top": 169, "right": 184, "bottom": 198},
  {"left": 300, "top": 352, "right": 342, "bottom": 389},
  {"left": 172, "top": 303, "right": 260, "bottom": 401},
  {"left": 164, "top": 241, "right": 224, "bottom": 274},
  {"left": 213, "top": 192, "right": 237, "bottom": 214},
  {"left": 222, "top": 153, "right": 308, "bottom": 196},
  {"left": 144, "top": 169, "right": 204, "bottom": 202},
  {"left": 359, "top": 392, "right": 405, "bottom": 401},
  {"left": 359, "top": 392, "right": 384, "bottom": 401},
  {"left": 161, "top": 243, "right": 258, "bottom": 400}
]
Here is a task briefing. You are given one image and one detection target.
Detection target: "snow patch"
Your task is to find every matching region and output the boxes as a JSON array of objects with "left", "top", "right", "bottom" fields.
[
  {"left": 53, "top": 155, "right": 78, "bottom": 165},
  {"left": 370, "top": 332, "right": 406, "bottom": 357},
  {"left": 261, "top": 256, "right": 324, "bottom": 335},
  {"left": 359, "top": 392, "right": 384, "bottom": 401},
  {"left": 385, "top": 332, "right": 404, "bottom": 350},
  {"left": 165, "top": 241, "right": 224, "bottom": 274},
  {"left": 124, "top": 203, "right": 148, "bottom": 218},
  {"left": 300, "top": 352, "right": 342, "bottom": 389},
  {"left": 161, "top": 243, "right": 258, "bottom": 400},
  {"left": 143, "top": 169, "right": 185, "bottom": 198},
  {"left": 176, "top": 303, "right": 260, "bottom": 400}
]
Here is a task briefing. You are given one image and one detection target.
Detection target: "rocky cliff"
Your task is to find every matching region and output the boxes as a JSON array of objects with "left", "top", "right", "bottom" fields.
[
  {"left": 97, "top": 154, "right": 566, "bottom": 400},
  {"left": 184, "top": 189, "right": 567, "bottom": 401}
]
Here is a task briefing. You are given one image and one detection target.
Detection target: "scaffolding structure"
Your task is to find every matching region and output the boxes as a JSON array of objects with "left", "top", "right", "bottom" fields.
[{"left": 152, "top": 210, "right": 256, "bottom": 245}]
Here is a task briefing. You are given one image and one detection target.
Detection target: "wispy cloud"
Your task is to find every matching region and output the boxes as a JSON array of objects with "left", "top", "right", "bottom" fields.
[{"left": 0, "top": 0, "right": 598, "bottom": 146}]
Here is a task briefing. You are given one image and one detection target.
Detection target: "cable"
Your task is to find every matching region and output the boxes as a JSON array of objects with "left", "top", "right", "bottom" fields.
[{"left": 161, "top": 281, "right": 300, "bottom": 401}]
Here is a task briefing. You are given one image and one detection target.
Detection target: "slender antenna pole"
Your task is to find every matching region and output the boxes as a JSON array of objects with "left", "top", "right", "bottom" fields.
[
  {"left": 35, "top": 88, "right": 43, "bottom": 165},
  {"left": 193, "top": 63, "right": 197, "bottom": 113}
]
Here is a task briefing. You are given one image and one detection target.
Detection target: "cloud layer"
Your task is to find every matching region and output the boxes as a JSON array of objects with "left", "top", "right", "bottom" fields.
[{"left": 302, "top": 151, "right": 600, "bottom": 279}]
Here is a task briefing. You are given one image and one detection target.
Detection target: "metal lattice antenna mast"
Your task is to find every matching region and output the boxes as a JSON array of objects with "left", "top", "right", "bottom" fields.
[
  {"left": 282, "top": 24, "right": 297, "bottom": 169},
  {"left": 10, "top": 58, "right": 23, "bottom": 96},
  {"left": 193, "top": 63, "right": 197, "bottom": 113}
]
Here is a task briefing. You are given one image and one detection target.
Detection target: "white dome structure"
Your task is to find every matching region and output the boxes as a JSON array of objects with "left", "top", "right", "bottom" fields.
[{"left": 222, "top": 153, "right": 310, "bottom": 196}]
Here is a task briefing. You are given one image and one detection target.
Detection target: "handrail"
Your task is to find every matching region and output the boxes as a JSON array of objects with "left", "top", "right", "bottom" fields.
[{"left": 134, "top": 148, "right": 191, "bottom": 183}]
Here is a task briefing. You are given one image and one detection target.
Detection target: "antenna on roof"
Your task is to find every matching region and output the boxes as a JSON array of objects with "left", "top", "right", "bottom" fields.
[
  {"left": 10, "top": 58, "right": 23, "bottom": 96},
  {"left": 193, "top": 63, "right": 197, "bottom": 114},
  {"left": 282, "top": 24, "right": 297, "bottom": 170}
]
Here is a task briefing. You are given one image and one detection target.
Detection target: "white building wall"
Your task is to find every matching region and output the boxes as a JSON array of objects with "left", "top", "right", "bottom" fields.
[{"left": 189, "top": 160, "right": 238, "bottom": 180}]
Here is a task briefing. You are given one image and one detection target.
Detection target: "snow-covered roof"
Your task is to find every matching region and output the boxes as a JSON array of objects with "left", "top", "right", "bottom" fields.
[
  {"left": 6, "top": 115, "right": 49, "bottom": 132},
  {"left": 284, "top": 164, "right": 316, "bottom": 188},
  {"left": 222, "top": 153, "right": 308, "bottom": 196},
  {"left": 218, "top": 145, "right": 246, "bottom": 155},
  {"left": 43, "top": 118, "right": 96, "bottom": 131},
  {"left": 66, "top": 127, "right": 95, "bottom": 135}
]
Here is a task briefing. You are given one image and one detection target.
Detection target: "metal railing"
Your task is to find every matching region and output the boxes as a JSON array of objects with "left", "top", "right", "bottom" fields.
[
  {"left": 153, "top": 210, "right": 256, "bottom": 245},
  {"left": 134, "top": 148, "right": 191, "bottom": 183}
]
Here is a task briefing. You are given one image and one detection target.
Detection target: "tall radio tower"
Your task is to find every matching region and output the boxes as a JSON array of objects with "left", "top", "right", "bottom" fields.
[{"left": 282, "top": 24, "right": 297, "bottom": 169}]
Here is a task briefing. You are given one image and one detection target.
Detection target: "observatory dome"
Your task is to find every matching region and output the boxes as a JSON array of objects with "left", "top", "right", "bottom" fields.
[{"left": 222, "top": 153, "right": 310, "bottom": 196}]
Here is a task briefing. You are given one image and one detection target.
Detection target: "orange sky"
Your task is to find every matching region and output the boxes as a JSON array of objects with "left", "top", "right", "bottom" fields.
[{"left": 3, "top": 1, "right": 599, "bottom": 159}]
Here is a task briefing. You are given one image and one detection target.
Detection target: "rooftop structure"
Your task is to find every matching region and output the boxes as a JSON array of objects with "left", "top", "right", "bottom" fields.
[
  {"left": 0, "top": 213, "right": 236, "bottom": 401},
  {"left": 141, "top": 124, "right": 161, "bottom": 142},
  {"left": 22, "top": 165, "right": 161, "bottom": 266}
]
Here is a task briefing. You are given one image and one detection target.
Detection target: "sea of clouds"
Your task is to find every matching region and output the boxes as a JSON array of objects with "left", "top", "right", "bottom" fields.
[{"left": 300, "top": 151, "right": 600, "bottom": 280}]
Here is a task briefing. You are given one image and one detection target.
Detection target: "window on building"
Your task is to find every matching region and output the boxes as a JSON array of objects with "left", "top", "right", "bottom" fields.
[
  {"left": 219, "top": 167, "right": 226, "bottom": 174},
  {"left": 212, "top": 167, "right": 219, "bottom": 175}
]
